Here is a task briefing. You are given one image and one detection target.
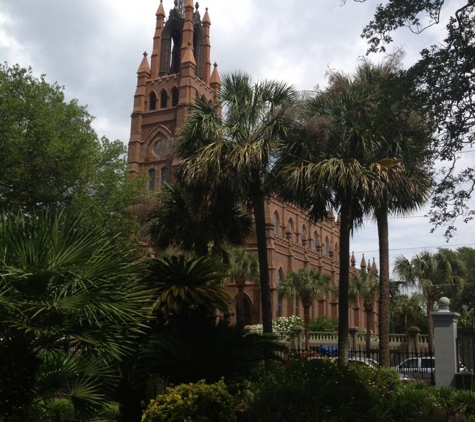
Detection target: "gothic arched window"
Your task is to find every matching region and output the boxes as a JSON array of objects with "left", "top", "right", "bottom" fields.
[
  {"left": 312, "top": 231, "right": 318, "bottom": 251},
  {"left": 160, "top": 89, "right": 168, "bottom": 109},
  {"left": 300, "top": 225, "right": 307, "bottom": 246},
  {"left": 323, "top": 236, "right": 329, "bottom": 256},
  {"left": 273, "top": 211, "right": 279, "bottom": 236},
  {"left": 161, "top": 167, "right": 169, "bottom": 185},
  {"left": 149, "top": 92, "right": 157, "bottom": 110},
  {"left": 148, "top": 169, "right": 156, "bottom": 191},
  {"left": 276, "top": 268, "right": 284, "bottom": 318},
  {"left": 171, "top": 87, "right": 179, "bottom": 106}
]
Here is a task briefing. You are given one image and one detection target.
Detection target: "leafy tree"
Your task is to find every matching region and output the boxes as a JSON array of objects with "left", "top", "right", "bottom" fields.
[
  {"left": 0, "top": 209, "right": 149, "bottom": 420},
  {"left": 277, "top": 268, "right": 332, "bottom": 349},
  {"left": 393, "top": 248, "right": 466, "bottom": 351},
  {"left": 274, "top": 70, "right": 400, "bottom": 363},
  {"left": 177, "top": 71, "right": 296, "bottom": 334},
  {"left": 0, "top": 63, "right": 146, "bottom": 246},
  {"left": 349, "top": 267, "right": 379, "bottom": 355},
  {"left": 350, "top": 0, "right": 475, "bottom": 235}
]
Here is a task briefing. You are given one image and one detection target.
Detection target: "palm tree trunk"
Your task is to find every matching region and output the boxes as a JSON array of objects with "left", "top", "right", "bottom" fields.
[
  {"left": 376, "top": 209, "right": 391, "bottom": 367},
  {"left": 251, "top": 186, "right": 273, "bottom": 334},
  {"left": 338, "top": 200, "right": 352, "bottom": 364},
  {"left": 303, "top": 303, "right": 311, "bottom": 350},
  {"left": 365, "top": 307, "right": 373, "bottom": 358}
]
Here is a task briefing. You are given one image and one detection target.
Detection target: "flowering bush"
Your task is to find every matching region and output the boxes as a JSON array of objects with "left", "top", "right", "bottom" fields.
[
  {"left": 249, "top": 316, "right": 304, "bottom": 340},
  {"left": 141, "top": 379, "right": 236, "bottom": 422}
]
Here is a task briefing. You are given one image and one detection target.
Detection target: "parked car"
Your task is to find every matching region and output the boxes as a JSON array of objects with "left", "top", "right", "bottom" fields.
[
  {"left": 393, "top": 357, "right": 467, "bottom": 381},
  {"left": 348, "top": 357, "right": 379, "bottom": 369},
  {"left": 393, "top": 357, "right": 435, "bottom": 381}
]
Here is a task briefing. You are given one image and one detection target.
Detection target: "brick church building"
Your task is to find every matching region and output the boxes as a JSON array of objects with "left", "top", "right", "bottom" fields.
[{"left": 127, "top": 0, "right": 373, "bottom": 331}]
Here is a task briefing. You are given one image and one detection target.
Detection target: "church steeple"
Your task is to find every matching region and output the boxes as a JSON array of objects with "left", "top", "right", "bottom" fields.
[{"left": 127, "top": 1, "right": 219, "bottom": 191}]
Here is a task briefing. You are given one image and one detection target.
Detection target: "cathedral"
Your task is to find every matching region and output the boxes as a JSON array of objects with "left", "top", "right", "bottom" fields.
[{"left": 127, "top": 0, "right": 373, "bottom": 331}]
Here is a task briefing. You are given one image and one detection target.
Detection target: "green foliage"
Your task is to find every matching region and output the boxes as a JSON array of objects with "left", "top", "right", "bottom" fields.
[
  {"left": 146, "top": 254, "right": 232, "bottom": 320},
  {"left": 142, "top": 379, "right": 237, "bottom": 422},
  {"left": 244, "top": 358, "right": 379, "bottom": 422},
  {"left": 0, "top": 63, "right": 146, "bottom": 246},
  {"left": 309, "top": 315, "right": 339, "bottom": 332},
  {"left": 140, "top": 316, "right": 285, "bottom": 386},
  {"left": 358, "top": 1, "right": 475, "bottom": 233},
  {"left": 0, "top": 209, "right": 149, "bottom": 420},
  {"left": 177, "top": 71, "right": 296, "bottom": 333}
]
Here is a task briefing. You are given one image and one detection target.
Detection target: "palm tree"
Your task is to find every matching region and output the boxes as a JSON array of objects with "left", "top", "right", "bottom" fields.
[
  {"left": 352, "top": 54, "right": 434, "bottom": 367},
  {"left": 176, "top": 71, "right": 296, "bottom": 334},
  {"left": 145, "top": 254, "right": 232, "bottom": 322},
  {"left": 226, "top": 247, "right": 259, "bottom": 324},
  {"left": 147, "top": 179, "right": 253, "bottom": 259},
  {"left": 349, "top": 267, "right": 379, "bottom": 356},
  {"left": 0, "top": 209, "right": 149, "bottom": 420},
  {"left": 393, "top": 249, "right": 466, "bottom": 351},
  {"left": 390, "top": 293, "right": 426, "bottom": 332},
  {"left": 274, "top": 71, "right": 400, "bottom": 363},
  {"left": 277, "top": 268, "right": 332, "bottom": 349}
]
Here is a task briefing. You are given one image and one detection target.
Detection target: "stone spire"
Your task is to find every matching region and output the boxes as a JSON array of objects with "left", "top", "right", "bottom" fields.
[{"left": 360, "top": 254, "right": 367, "bottom": 271}]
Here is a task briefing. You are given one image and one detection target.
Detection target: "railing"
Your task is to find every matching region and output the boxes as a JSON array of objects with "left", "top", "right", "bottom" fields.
[{"left": 275, "top": 329, "right": 429, "bottom": 353}]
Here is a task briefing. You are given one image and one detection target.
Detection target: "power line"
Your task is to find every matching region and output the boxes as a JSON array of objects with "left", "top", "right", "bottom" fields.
[{"left": 353, "top": 242, "right": 475, "bottom": 254}]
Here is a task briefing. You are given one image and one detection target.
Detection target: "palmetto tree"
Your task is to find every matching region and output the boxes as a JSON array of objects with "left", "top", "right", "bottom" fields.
[
  {"left": 393, "top": 249, "right": 466, "bottom": 351},
  {"left": 277, "top": 268, "right": 332, "bottom": 349},
  {"left": 349, "top": 267, "right": 379, "bottom": 356},
  {"left": 147, "top": 180, "right": 253, "bottom": 259},
  {"left": 274, "top": 72, "right": 400, "bottom": 363},
  {"left": 176, "top": 71, "right": 296, "bottom": 334},
  {"left": 146, "top": 254, "right": 232, "bottom": 321},
  {"left": 353, "top": 55, "right": 433, "bottom": 367},
  {"left": 0, "top": 210, "right": 149, "bottom": 420},
  {"left": 226, "top": 247, "right": 259, "bottom": 324}
]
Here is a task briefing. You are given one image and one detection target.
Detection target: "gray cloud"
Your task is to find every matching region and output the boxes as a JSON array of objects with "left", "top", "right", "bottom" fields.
[{"left": 1, "top": 0, "right": 474, "bottom": 268}]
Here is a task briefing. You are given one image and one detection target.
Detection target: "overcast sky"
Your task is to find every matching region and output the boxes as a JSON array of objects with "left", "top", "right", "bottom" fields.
[{"left": 1, "top": 0, "right": 474, "bottom": 281}]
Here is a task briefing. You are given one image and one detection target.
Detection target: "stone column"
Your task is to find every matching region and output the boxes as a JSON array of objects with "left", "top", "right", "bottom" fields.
[{"left": 432, "top": 297, "right": 459, "bottom": 388}]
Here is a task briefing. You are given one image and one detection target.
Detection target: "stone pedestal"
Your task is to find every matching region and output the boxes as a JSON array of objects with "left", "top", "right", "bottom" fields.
[{"left": 432, "top": 297, "right": 459, "bottom": 388}]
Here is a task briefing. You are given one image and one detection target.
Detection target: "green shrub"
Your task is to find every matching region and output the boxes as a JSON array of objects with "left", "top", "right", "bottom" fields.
[
  {"left": 141, "top": 379, "right": 237, "bottom": 422},
  {"left": 450, "top": 390, "right": 475, "bottom": 417},
  {"left": 308, "top": 315, "right": 339, "bottom": 332},
  {"left": 244, "top": 358, "right": 377, "bottom": 422}
]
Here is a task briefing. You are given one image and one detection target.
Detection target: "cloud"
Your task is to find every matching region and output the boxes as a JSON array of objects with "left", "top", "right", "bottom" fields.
[{"left": 1, "top": 0, "right": 474, "bottom": 267}]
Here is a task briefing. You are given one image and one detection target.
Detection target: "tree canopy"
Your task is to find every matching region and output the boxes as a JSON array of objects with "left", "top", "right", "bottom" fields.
[
  {"left": 350, "top": 0, "right": 475, "bottom": 236},
  {"left": 0, "top": 63, "right": 146, "bottom": 246}
]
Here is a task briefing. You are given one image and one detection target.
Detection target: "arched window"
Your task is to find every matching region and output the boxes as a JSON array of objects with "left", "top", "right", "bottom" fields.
[
  {"left": 160, "top": 90, "right": 168, "bottom": 109},
  {"left": 334, "top": 242, "right": 339, "bottom": 261},
  {"left": 286, "top": 218, "right": 294, "bottom": 241},
  {"left": 149, "top": 92, "right": 157, "bottom": 110},
  {"left": 300, "top": 225, "right": 307, "bottom": 246},
  {"left": 276, "top": 268, "right": 284, "bottom": 318},
  {"left": 312, "top": 231, "right": 318, "bottom": 251},
  {"left": 161, "top": 167, "right": 169, "bottom": 185},
  {"left": 273, "top": 211, "right": 279, "bottom": 236},
  {"left": 148, "top": 169, "right": 156, "bottom": 191},
  {"left": 171, "top": 87, "right": 179, "bottom": 106},
  {"left": 323, "top": 236, "right": 329, "bottom": 256},
  {"left": 295, "top": 297, "right": 300, "bottom": 316}
]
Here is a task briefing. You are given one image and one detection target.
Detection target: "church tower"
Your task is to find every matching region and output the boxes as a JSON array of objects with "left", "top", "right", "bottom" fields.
[{"left": 127, "top": 0, "right": 220, "bottom": 191}]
